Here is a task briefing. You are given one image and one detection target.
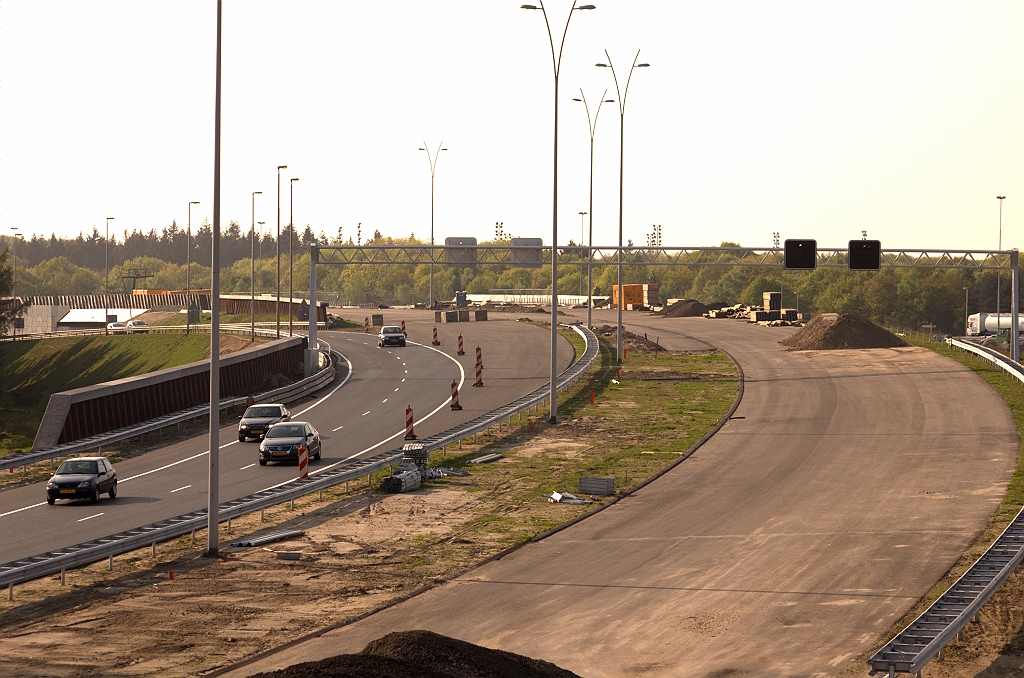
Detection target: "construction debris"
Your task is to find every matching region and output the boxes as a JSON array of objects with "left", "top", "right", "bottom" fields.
[
  {"left": 381, "top": 469, "right": 422, "bottom": 494},
  {"left": 229, "top": 530, "right": 306, "bottom": 548},
  {"left": 782, "top": 313, "right": 908, "bottom": 350},
  {"left": 544, "top": 491, "right": 592, "bottom": 505},
  {"left": 425, "top": 467, "right": 470, "bottom": 479},
  {"left": 468, "top": 453, "right": 503, "bottom": 464}
]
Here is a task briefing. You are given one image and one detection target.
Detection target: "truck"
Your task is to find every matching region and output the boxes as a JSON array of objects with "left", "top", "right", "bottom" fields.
[{"left": 966, "top": 312, "right": 1024, "bottom": 335}]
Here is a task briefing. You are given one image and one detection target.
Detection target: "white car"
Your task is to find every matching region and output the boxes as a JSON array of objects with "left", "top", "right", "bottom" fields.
[
  {"left": 126, "top": 320, "right": 149, "bottom": 333},
  {"left": 106, "top": 322, "right": 126, "bottom": 334}
]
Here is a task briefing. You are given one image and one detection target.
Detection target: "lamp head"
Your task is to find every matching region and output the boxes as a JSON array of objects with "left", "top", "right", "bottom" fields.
[
  {"left": 278, "top": 165, "right": 287, "bottom": 170},
  {"left": 997, "top": 195, "right": 1006, "bottom": 200},
  {"left": 107, "top": 217, "right": 115, "bottom": 220},
  {"left": 253, "top": 191, "right": 262, "bottom": 195},
  {"left": 291, "top": 178, "right": 299, "bottom": 182},
  {"left": 637, "top": 63, "right": 651, "bottom": 68},
  {"left": 577, "top": 4, "right": 596, "bottom": 8},
  {"left": 604, "top": 98, "right": 615, "bottom": 102},
  {"left": 520, "top": 4, "right": 540, "bottom": 8},
  {"left": 190, "top": 201, "right": 200, "bottom": 205},
  {"left": 572, "top": 97, "right": 582, "bottom": 102},
  {"left": 441, "top": 148, "right": 448, "bottom": 151}
]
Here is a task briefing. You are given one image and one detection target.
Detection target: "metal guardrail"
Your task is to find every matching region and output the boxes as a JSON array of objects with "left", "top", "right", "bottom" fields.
[
  {"left": 867, "top": 338, "right": 1024, "bottom": 675},
  {"left": 945, "top": 337, "right": 1024, "bottom": 386},
  {"left": 7, "top": 322, "right": 326, "bottom": 342},
  {"left": 0, "top": 332, "right": 334, "bottom": 472},
  {"left": 0, "top": 324, "right": 598, "bottom": 593}
]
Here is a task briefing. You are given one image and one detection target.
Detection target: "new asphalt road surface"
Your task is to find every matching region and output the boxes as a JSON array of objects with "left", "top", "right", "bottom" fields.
[
  {"left": 222, "top": 311, "right": 1019, "bottom": 677},
  {"left": 0, "top": 316, "right": 574, "bottom": 565}
]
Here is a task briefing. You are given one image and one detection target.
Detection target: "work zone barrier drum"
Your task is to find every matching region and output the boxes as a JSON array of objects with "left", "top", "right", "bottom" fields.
[
  {"left": 363, "top": 317, "right": 370, "bottom": 333},
  {"left": 432, "top": 327, "right": 440, "bottom": 346},
  {"left": 451, "top": 380, "right": 462, "bottom": 410},
  {"left": 458, "top": 334, "right": 465, "bottom": 355},
  {"left": 400, "top": 320, "right": 406, "bottom": 335},
  {"left": 298, "top": 445, "right": 308, "bottom": 479},
  {"left": 474, "top": 346, "right": 483, "bottom": 387},
  {"left": 404, "top": 405, "right": 417, "bottom": 440}
]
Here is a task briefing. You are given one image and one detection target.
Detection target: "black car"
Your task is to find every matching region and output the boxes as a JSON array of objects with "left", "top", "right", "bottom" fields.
[
  {"left": 46, "top": 457, "right": 117, "bottom": 504},
  {"left": 258, "top": 421, "right": 321, "bottom": 465},
  {"left": 238, "top": 403, "right": 290, "bottom": 442},
  {"left": 378, "top": 325, "right": 406, "bottom": 347}
]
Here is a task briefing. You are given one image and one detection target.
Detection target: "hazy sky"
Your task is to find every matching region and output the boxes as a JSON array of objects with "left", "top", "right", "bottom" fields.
[{"left": 2, "top": 0, "right": 1022, "bottom": 254}]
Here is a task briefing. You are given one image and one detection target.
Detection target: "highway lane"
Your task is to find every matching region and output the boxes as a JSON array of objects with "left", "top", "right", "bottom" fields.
[
  {"left": 225, "top": 311, "right": 1019, "bottom": 678},
  {"left": 0, "top": 317, "right": 574, "bottom": 564}
]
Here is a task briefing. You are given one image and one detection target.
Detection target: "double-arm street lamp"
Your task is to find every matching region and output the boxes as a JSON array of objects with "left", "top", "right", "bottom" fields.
[
  {"left": 9, "top": 227, "right": 18, "bottom": 299},
  {"left": 276, "top": 165, "right": 287, "bottom": 338},
  {"left": 186, "top": 202, "right": 200, "bottom": 334},
  {"left": 571, "top": 88, "right": 613, "bottom": 329},
  {"left": 521, "top": 0, "right": 595, "bottom": 424},
  {"left": 289, "top": 177, "right": 299, "bottom": 336},
  {"left": 419, "top": 142, "right": 447, "bottom": 308},
  {"left": 597, "top": 49, "right": 649, "bottom": 363},
  {"left": 258, "top": 221, "right": 266, "bottom": 295},
  {"left": 105, "top": 216, "right": 115, "bottom": 335},
  {"left": 251, "top": 191, "right": 262, "bottom": 341}
]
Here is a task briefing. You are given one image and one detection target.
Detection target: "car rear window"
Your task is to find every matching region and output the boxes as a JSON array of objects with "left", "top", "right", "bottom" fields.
[
  {"left": 244, "top": 406, "right": 281, "bottom": 418},
  {"left": 382, "top": 327, "right": 403, "bottom": 334},
  {"left": 57, "top": 460, "right": 98, "bottom": 474},
  {"left": 266, "top": 424, "right": 304, "bottom": 438}
]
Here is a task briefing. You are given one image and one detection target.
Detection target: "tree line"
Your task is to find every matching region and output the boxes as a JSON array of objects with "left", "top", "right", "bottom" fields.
[{"left": 0, "top": 230, "right": 1017, "bottom": 335}]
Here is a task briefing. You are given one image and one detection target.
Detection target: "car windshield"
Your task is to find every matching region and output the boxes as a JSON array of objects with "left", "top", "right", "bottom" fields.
[
  {"left": 382, "top": 327, "right": 402, "bottom": 334},
  {"left": 130, "top": 321, "right": 147, "bottom": 326},
  {"left": 244, "top": 406, "right": 281, "bottom": 418},
  {"left": 56, "top": 460, "right": 98, "bottom": 475},
  {"left": 266, "top": 424, "right": 304, "bottom": 438}
]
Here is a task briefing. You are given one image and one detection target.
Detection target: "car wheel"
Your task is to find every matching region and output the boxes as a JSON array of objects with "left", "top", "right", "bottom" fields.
[
  {"left": 259, "top": 459, "right": 267, "bottom": 466},
  {"left": 314, "top": 446, "right": 321, "bottom": 460},
  {"left": 109, "top": 482, "right": 117, "bottom": 499},
  {"left": 91, "top": 488, "right": 100, "bottom": 504},
  {"left": 239, "top": 435, "right": 246, "bottom": 442},
  {"left": 47, "top": 497, "right": 55, "bottom": 505}
]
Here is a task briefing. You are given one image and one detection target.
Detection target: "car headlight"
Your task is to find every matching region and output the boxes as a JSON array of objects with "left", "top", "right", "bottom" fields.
[
  {"left": 239, "top": 424, "right": 248, "bottom": 429},
  {"left": 46, "top": 481, "right": 55, "bottom": 489},
  {"left": 77, "top": 480, "right": 93, "bottom": 488}
]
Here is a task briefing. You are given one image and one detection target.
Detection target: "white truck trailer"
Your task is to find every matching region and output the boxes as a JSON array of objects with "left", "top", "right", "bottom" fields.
[{"left": 967, "top": 312, "right": 1024, "bottom": 335}]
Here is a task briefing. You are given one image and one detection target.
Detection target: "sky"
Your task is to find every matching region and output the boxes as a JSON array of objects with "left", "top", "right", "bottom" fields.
[{"left": 1, "top": 0, "right": 1022, "bottom": 255}]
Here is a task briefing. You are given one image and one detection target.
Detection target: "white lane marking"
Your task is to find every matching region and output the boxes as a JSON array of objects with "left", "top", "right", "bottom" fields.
[
  {"left": 362, "top": 411, "right": 370, "bottom": 416},
  {"left": 292, "top": 351, "right": 353, "bottom": 417},
  {"left": 77, "top": 513, "right": 104, "bottom": 522},
  {"left": 240, "top": 463, "right": 256, "bottom": 470},
  {"left": 0, "top": 502, "right": 46, "bottom": 518},
  {"left": 397, "top": 356, "right": 402, "bottom": 360},
  {"left": 394, "top": 387, "right": 399, "bottom": 392},
  {"left": 382, "top": 399, "right": 388, "bottom": 403},
  {"left": 402, "top": 378, "right": 406, "bottom": 382},
  {"left": 119, "top": 439, "right": 236, "bottom": 483},
  {"left": 170, "top": 485, "right": 192, "bottom": 493}
]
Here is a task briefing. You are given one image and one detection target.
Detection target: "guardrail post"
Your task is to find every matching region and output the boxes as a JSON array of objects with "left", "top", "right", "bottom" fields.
[
  {"left": 108, "top": 554, "right": 113, "bottom": 571},
  {"left": 7, "top": 583, "right": 11, "bottom": 601},
  {"left": 60, "top": 568, "right": 65, "bottom": 585},
  {"left": 151, "top": 543, "right": 156, "bottom": 558}
]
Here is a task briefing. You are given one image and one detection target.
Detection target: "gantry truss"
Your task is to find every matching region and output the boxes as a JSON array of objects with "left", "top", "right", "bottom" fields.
[{"left": 315, "top": 245, "right": 1015, "bottom": 270}]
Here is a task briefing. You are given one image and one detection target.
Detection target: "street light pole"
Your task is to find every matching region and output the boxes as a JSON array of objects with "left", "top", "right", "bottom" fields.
[
  {"left": 964, "top": 286, "right": 969, "bottom": 336},
  {"left": 419, "top": 142, "right": 447, "bottom": 308},
  {"left": 997, "top": 196, "right": 1006, "bottom": 338},
  {"left": 521, "top": 0, "right": 595, "bottom": 424},
  {"left": 251, "top": 191, "right": 262, "bottom": 341},
  {"left": 208, "top": 0, "right": 224, "bottom": 557},
  {"left": 572, "top": 88, "right": 613, "bottom": 329},
  {"left": 289, "top": 177, "right": 299, "bottom": 336},
  {"left": 9, "top": 228, "right": 17, "bottom": 300},
  {"left": 105, "top": 217, "right": 114, "bottom": 334},
  {"left": 578, "top": 211, "right": 586, "bottom": 296},
  {"left": 597, "top": 49, "right": 650, "bottom": 363},
  {"left": 276, "top": 165, "right": 287, "bottom": 338},
  {"left": 258, "top": 221, "right": 266, "bottom": 296},
  {"left": 187, "top": 202, "right": 199, "bottom": 334}
]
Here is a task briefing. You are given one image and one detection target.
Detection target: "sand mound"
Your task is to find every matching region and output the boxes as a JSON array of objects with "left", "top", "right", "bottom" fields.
[
  {"left": 594, "top": 325, "right": 665, "bottom": 353},
  {"left": 657, "top": 299, "right": 709, "bottom": 318},
  {"left": 249, "top": 630, "right": 581, "bottom": 678},
  {"left": 781, "top": 313, "right": 908, "bottom": 350}
]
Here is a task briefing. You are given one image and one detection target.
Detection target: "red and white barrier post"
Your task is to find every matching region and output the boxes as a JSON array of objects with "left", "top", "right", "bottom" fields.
[
  {"left": 451, "top": 380, "right": 462, "bottom": 410},
  {"left": 457, "top": 334, "right": 465, "bottom": 355},
  {"left": 401, "top": 320, "right": 406, "bottom": 336},
  {"left": 363, "top": 317, "right": 370, "bottom": 333},
  {"left": 298, "top": 445, "right": 309, "bottom": 479},
  {"left": 473, "top": 346, "right": 483, "bottom": 387},
  {"left": 404, "top": 405, "right": 417, "bottom": 439},
  {"left": 432, "top": 327, "right": 440, "bottom": 346}
]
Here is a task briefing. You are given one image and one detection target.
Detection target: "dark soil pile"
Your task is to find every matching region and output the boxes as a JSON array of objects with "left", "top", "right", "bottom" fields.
[
  {"left": 781, "top": 313, "right": 908, "bottom": 350},
  {"left": 657, "top": 299, "right": 709, "bottom": 318},
  {"left": 594, "top": 325, "right": 665, "bottom": 354},
  {"left": 479, "top": 302, "right": 565, "bottom": 315},
  {"left": 249, "top": 630, "right": 581, "bottom": 678}
]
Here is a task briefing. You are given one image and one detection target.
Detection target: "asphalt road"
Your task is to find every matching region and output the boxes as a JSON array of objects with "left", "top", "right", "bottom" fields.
[
  {"left": 0, "top": 315, "right": 574, "bottom": 564},
  {"left": 224, "top": 311, "right": 1019, "bottom": 678}
]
